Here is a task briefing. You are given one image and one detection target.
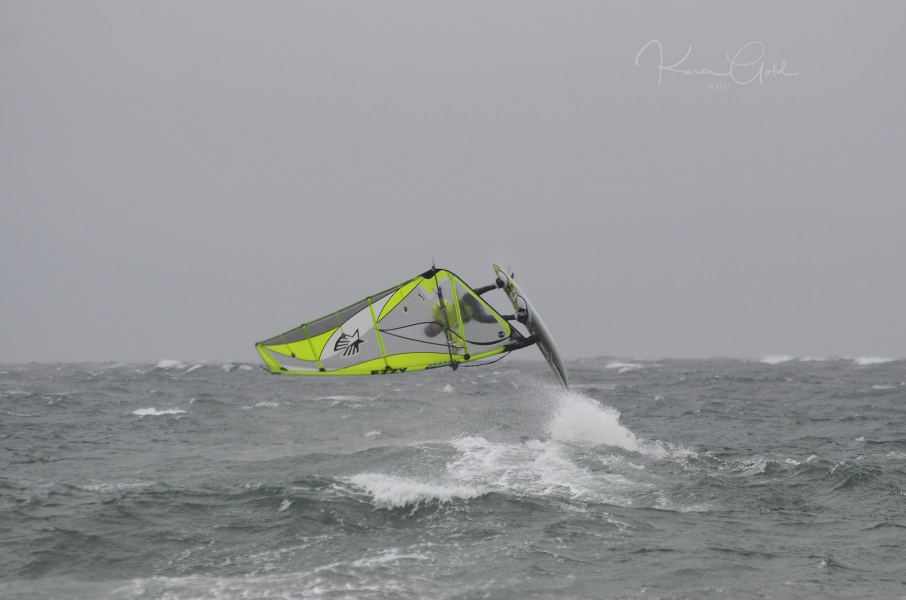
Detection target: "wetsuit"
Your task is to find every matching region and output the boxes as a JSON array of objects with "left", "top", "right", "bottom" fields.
[{"left": 424, "top": 291, "right": 498, "bottom": 338}]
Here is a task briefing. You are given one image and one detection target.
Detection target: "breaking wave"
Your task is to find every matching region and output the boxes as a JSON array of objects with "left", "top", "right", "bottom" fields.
[
  {"left": 755, "top": 355, "right": 900, "bottom": 366},
  {"left": 132, "top": 407, "right": 186, "bottom": 417},
  {"left": 548, "top": 391, "right": 640, "bottom": 451},
  {"left": 852, "top": 356, "right": 896, "bottom": 366},
  {"left": 347, "top": 473, "right": 484, "bottom": 509},
  {"left": 759, "top": 355, "right": 795, "bottom": 365},
  {"left": 605, "top": 361, "right": 643, "bottom": 373},
  {"left": 346, "top": 390, "right": 685, "bottom": 511},
  {"left": 155, "top": 359, "right": 185, "bottom": 370}
]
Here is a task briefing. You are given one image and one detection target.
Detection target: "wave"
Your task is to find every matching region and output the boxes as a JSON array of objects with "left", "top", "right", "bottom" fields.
[
  {"left": 132, "top": 407, "right": 187, "bottom": 417},
  {"left": 550, "top": 391, "right": 690, "bottom": 458},
  {"left": 103, "top": 547, "right": 435, "bottom": 599},
  {"left": 605, "top": 361, "right": 643, "bottom": 373},
  {"left": 151, "top": 360, "right": 256, "bottom": 373},
  {"left": 446, "top": 435, "right": 641, "bottom": 506},
  {"left": 345, "top": 390, "right": 687, "bottom": 511},
  {"left": 852, "top": 356, "right": 896, "bottom": 366},
  {"left": 548, "top": 392, "right": 641, "bottom": 452},
  {"left": 759, "top": 355, "right": 795, "bottom": 365},
  {"left": 76, "top": 481, "right": 155, "bottom": 493},
  {"left": 155, "top": 359, "right": 186, "bottom": 370},
  {"left": 242, "top": 401, "right": 281, "bottom": 410},
  {"left": 755, "top": 355, "right": 900, "bottom": 366},
  {"left": 347, "top": 473, "right": 484, "bottom": 510}
]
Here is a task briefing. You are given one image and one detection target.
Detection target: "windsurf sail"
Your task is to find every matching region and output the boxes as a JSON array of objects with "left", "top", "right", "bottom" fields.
[{"left": 256, "top": 267, "right": 530, "bottom": 376}]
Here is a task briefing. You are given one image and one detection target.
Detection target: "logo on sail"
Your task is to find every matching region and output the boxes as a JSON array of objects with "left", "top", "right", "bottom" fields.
[{"left": 334, "top": 329, "right": 365, "bottom": 356}]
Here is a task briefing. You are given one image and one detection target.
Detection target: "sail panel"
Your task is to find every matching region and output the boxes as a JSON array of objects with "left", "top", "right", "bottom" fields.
[{"left": 256, "top": 268, "right": 518, "bottom": 375}]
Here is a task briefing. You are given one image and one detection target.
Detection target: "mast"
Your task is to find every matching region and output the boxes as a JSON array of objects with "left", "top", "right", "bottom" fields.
[{"left": 432, "top": 269, "right": 458, "bottom": 370}]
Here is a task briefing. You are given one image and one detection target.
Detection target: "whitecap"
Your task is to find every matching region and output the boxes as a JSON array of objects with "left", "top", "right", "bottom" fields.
[
  {"left": 77, "top": 481, "right": 154, "bottom": 492},
  {"left": 870, "top": 384, "right": 896, "bottom": 390},
  {"left": 548, "top": 392, "right": 641, "bottom": 452},
  {"left": 784, "top": 455, "right": 817, "bottom": 466},
  {"left": 347, "top": 473, "right": 483, "bottom": 509},
  {"left": 547, "top": 390, "right": 688, "bottom": 458},
  {"left": 345, "top": 389, "right": 691, "bottom": 511},
  {"left": 132, "top": 407, "right": 186, "bottom": 417},
  {"left": 255, "top": 401, "right": 280, "bottom": 408},
  {"left": 108, "top": 567, "right": 421, "bottom": 599},
  {"left": 739, "top": 456, "right": 768, "bottom": 475},
  {"left": 446, "top": 435, "right": 641, "bottom": 505},
  {"left": 365, "top": 430, "right": 382, "bottom": 438},
  {"left": 278, "top": 499, "right": 292, "bottom": 512},
  {"left": 155, "top": 359, "right": 185, "bottom": 370},
  {"left": 605, "top": 361, "right": 643, "bottom": 374},
  {"left": 185, "top": 364, "right": 203, "bottom": 374},
  {"left": 442, "top": 384, "right": 454, "bottom": 393},
  {"left": 348, "top": 548, "right": 430, "bottom": 568},
  {"left": 853, "top": 356, "right": 895, "bottom": 366},
  {"left": 759, "top": 355, "right": 795, "bottom": 365}
]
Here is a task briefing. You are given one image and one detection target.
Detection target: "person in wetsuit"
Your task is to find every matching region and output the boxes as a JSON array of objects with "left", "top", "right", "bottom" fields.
[{"left": 424, "top": 284, "right": 499, "bottom": 338}]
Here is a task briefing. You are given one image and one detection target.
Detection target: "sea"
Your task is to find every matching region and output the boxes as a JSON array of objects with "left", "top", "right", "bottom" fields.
[{"left": 2, "top": 356, "right": 905, "bottom": 599}]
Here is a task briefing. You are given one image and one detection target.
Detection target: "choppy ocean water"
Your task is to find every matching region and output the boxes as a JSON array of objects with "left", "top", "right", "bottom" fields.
[{"left": 2, "top": 357, "right": 905, "bottom": 599}]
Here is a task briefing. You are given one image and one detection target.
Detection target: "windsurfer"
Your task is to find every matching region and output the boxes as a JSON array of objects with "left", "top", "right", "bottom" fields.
[{"left": 424, "top": 286, "right": 500, "bottom": 338}]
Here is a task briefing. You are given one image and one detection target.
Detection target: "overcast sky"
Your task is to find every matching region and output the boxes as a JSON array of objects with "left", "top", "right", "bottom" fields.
[{"left": 2, "top": 2, "right": 904, "bottom": 363}]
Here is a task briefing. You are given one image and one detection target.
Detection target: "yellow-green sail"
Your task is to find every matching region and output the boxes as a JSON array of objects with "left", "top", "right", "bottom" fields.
[{"left": 256, "top": 268, "right": 523, "bottom": 376}]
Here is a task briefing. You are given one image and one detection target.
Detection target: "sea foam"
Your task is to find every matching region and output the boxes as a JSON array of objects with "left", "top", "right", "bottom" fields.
[
  {"left": 605, "top": 361, "right": 643, "bottom": 373},
  {"left": 548, "top": 392, "right": 640, "bottom": 452},
  {"left": 760, "top": 355, "right": 795, "bottom": 365},
  {"left": 155, "top": 359, "right": 185, "bottom": 370},
  {"left": 445, "top": 435, "right": 638, "bottom": 505},
  {"left": 132, "top": 407, "right": 187, "bottom": 417},
  {"left": 852, "top": 356, "right": 895, "bottom": 366},
  {"left": 348, "top": 473, "right": 483, "bottom": 509},
  {"left": 547, "top": 390, "right": 681, "bottom": 458}
]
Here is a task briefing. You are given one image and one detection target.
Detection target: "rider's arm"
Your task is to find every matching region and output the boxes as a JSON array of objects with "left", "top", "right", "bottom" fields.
[{"left": 472, "top": 283, "right": 498, "bottom": 296}]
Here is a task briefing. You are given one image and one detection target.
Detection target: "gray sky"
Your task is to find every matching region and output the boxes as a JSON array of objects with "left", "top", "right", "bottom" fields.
[{"left": 2, "top": 1, "right": 904, "bottom": 363}]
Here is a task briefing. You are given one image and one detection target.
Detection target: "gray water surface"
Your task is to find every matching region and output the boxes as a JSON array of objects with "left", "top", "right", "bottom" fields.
[{"left": 2, "top": 358, "right": 905, "bottom": 599}]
